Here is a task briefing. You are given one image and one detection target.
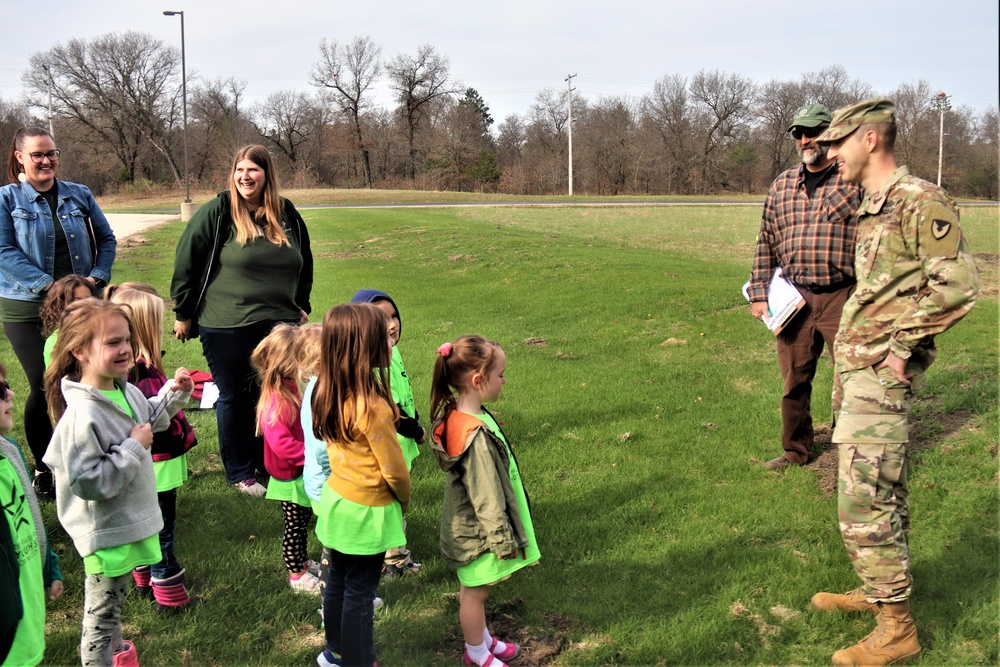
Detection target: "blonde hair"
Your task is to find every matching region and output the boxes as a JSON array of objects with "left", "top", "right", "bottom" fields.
[
  {"left": 294, "top": 323, "right": 323, "bottom": 384},
  {"left": 45, "top": 300, "right": 136, "bottom": 420},
  {"left": 102, "top": 281, "right": 160, "bottom": 301},
  {"left": 251, "top": 323, "right": 301, "bottom": 435},
  {"left": 430, "top": 335, "right": 502, "bottom": 422},
  {"left": 312, "top": 303, "right": 397, "bottom": 444},
  {"left": 110, "top": 288, "right": 165, "bottom": 374},
  {"left": 229, "top": 145, "right": 289, "bottom": 247}
]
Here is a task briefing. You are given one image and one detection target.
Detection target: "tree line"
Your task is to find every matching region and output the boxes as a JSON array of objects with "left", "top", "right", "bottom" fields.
[{"left": 3, "top": 31, "right": 997, "bottom": 198}]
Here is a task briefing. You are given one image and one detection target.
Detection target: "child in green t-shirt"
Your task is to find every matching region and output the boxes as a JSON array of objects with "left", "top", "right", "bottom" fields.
[
  {"left": 0, "top": 360, "right": 64, "bottom": 667},
  {"left": 350, "top": 289, "right": 424, "bottom": 577}
]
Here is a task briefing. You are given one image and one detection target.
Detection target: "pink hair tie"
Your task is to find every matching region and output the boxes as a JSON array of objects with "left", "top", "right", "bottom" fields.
[{"left": 438, "top": 342, "right": 453, "bottom": 358}]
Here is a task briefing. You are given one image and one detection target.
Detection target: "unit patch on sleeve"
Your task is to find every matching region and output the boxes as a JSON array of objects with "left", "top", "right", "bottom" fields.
[{"left": 919, "top": 202, "right": 961, "bottom": 258}]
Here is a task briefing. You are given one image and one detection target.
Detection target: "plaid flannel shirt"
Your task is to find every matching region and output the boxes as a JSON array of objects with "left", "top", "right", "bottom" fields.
[{"left": 748, "top": 162, "right": 862, "bottom": 302}]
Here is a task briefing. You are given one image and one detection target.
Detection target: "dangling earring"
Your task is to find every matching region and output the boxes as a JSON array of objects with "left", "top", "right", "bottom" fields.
[{"left": 17, "top": 171, "right": 27, "bottom": 183}]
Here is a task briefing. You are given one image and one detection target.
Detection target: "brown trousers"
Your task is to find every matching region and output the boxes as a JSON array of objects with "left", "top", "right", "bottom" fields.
[{"left": 775, "top": 284, "right": 853, "bottom": 464}]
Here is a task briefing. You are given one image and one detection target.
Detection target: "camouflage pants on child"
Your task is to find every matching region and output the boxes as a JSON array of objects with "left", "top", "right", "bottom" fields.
[{"left": 833, "top": 363, "right": 924, "bottom": 604}]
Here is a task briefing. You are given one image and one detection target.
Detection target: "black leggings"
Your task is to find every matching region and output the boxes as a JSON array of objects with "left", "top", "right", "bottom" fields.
[
  {"left": 281, "top": 501, "right": 313, "bottom": 573},
  {"left": 3, "top": 320, "right": 53, "bottom": 472}
]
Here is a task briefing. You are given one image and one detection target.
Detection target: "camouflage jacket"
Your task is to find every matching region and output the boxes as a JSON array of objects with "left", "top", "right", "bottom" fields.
[{"left": 835, "top": 166, "right": 979, "bottom": 372}]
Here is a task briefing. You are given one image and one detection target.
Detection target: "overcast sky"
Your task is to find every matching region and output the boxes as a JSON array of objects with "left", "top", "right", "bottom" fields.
[{"left": 1, "top": 0, "right": 996, "bottom": 123}]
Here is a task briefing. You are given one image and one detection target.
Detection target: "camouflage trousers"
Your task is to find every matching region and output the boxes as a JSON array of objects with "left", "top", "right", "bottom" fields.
[{"left": 832, "top": 363, "right": 924, "bottom": 603}]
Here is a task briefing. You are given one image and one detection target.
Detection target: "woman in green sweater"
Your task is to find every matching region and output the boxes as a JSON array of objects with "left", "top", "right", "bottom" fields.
[{"left": 170, "top": 146, "right": 313, "bottom": 496}]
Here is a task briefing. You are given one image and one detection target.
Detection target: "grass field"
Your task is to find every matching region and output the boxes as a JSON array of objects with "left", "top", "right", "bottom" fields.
[{"left": 2, "top": 203, "right": 996, "bottom": 666}]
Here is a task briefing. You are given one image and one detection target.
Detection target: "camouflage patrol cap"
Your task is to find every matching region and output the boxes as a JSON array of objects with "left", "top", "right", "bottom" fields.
[
  {"left": 786, "top": 103, "right": 832, "bottom": 132},
  {"left": 816, "top": 98, "right": 896, "bottom": 144}
]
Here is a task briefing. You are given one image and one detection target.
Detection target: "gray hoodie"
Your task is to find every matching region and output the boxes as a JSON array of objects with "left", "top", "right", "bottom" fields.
[{"left": 42, "top": 377, "right": 191, "bottom": 557}]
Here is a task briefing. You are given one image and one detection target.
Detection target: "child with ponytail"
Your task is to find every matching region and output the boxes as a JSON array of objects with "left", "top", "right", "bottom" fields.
[{"left": 430, "top": 335, "right": 540, "bottom": 667}]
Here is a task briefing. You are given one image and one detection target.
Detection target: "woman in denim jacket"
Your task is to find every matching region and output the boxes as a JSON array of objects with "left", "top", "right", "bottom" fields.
[{"left": 0, "top": 126, "right": 116, "bottom": 500}]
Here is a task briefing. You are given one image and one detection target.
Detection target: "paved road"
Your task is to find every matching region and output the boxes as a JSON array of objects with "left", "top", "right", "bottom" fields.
[{"left": 105, "top": 214, "right": 177, "bottom": 240}]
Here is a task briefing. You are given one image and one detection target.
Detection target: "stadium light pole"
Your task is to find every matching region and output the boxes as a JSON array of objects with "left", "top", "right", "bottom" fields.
[
  {"left": 163, "top": 10, "right": 195, "bottom": 220},
  {"left": 932, "top": 91, "right": 951, "bottom": 187}
]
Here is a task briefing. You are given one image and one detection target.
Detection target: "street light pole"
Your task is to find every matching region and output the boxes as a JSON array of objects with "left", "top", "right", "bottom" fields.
[{"left": 164, "top": 10, "right": 194, "bottom": 220}]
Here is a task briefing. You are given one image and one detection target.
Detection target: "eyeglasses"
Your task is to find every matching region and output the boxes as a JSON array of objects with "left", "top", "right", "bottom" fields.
[
  {"left": 26, "top": 150, "right": 61, "bottom": 163},
  {"left": 0, "top": 380, "right": 11, "bottom": 400},
  {"left": 790, "top": 126, "right": 825, "bottom": 140}
]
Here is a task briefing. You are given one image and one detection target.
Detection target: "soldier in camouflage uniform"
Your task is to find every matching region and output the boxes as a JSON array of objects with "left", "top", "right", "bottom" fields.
[{"left": 811, "top": 99, "right": 979, "bottom": 666}]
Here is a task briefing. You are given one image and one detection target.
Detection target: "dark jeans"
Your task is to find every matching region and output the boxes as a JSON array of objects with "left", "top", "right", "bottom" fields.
[
  {"left": 3, "top": 320, "right": 53, "bottom": 472},
  {"left": 323, "top": 548, "right": 384, "bottom": 667},
  {"left": 152, "top": 488, "right": 181, "bottom": 579},
  {"left": 200, "top": 321, "right": 281, "bottom": 484},
  {"left": 775, "top": 284, "right": 853, "bottom": 464}
]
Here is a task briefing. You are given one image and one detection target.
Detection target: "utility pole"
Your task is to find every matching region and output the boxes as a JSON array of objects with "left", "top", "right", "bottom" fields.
[
  {"left": 932, "top": 91, "right": 951, "bottom": 187},
  {"left": 44, "top": 65, "right": 54, "bottom": 137},
  {"left": 566, "top": 73, "right": 576, "bottom": 196}
]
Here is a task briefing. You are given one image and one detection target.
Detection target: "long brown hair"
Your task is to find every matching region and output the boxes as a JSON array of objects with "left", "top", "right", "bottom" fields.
[
  {"left": 312, "top": 303, "right": 397, "bottom": 444},
  {"left": 251, "top": 323, "right": 302, "bottom": 435},
  {"left": 39, "top": 275, "right": 94, "bottom": 337},
  {"left": 44, "top": 300, "right": 136, "bottom": 420},
  {"left": 228, "top": 145, "right": 288, "bottom": 247},
  {"left": 430, "top": 335, "right": 501, "bottom": 423},
  {"left": 7, "top": 125, "right": 53, "bottom": 184},
  {"left": 110, "top": 288, "right": 165, "bottom": 375}
]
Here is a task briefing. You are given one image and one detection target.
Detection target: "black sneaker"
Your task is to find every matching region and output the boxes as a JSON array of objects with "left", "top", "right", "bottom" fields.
[{"left": 33, "top": 471, "right": 55, "bottom": 502}]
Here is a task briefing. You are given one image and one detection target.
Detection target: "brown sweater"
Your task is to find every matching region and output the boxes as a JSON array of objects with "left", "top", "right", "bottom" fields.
[{"left": 325, "top": 397, "right": 411, "bottom": 507}]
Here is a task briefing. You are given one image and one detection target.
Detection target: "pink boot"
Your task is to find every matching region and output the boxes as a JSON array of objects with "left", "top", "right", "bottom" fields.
[
  {"left": 112, "top": 640, "right": 140, "bottom": 667},
  {"left": 151, "top": 568, "right": 201, "bottom": 612},
  {"left": 132, "top": 566, "right": 152, "bottom": 600}
]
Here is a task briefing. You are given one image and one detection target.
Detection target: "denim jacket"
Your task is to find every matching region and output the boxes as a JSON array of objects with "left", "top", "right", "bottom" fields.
[{"left": 0, "top": 179, "right": 117, "bottom": 301}]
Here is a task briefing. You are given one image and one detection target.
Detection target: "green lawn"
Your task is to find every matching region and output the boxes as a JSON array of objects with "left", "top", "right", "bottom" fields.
[{"left": 3, "top": 204, "right": 996, "bottom": 666}]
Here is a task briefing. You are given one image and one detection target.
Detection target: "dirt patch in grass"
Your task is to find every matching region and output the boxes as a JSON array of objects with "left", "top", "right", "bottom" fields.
[
  {"left": 444, "top": 600, "right": 570, "bottom": 666},
  {"left": 807, "top": 409, "right": 980, "bottom": 496}
]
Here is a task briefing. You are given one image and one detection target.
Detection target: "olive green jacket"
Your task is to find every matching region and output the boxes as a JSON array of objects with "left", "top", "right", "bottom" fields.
[{"left": 430, "top": 409, "right": 528, "bottom": 568}]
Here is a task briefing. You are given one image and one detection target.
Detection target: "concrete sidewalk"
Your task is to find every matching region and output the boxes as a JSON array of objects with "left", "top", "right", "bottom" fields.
[{"left": 105, "top": 213, "right": 178, "bottom": 241}]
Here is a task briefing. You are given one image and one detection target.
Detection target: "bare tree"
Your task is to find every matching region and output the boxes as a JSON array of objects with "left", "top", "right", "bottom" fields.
[
  {"left": 689, "top": 70, "right": 757, "bottom": 192},
  {"left": 755, "top": 78, "right": 804, "bottom": 182},
  {"left": 311, "top": 36, "right": 382, "bottom": 188},
  {"left": 577, "top": 96, "right": 639, "bottom": 194},
  {"left": 517, "top": 89, "right": 572, "bottom": 193},
  {"left": 643, "top": 74, "right": 693, "bottom": 192},
  {"left": 190, "top": 77, "right": 256, "bottom": 183},
  {"left": 0, "top": 97, "right": 30, "bottom": 155},
  {"left": 887, "top": 81, "right": 939, "bottom": 176},
  {"left": 385, "top": 44, "right": 458, "bottom": 180},
  {"left": 800, "top": 65, "right": 875, "bottom": 112},
  {"left": 253, "top": 91, "right": 323, "bottom": 166},
  {"left": 24, "top": 31, "right": 184, "bottom": 184}
]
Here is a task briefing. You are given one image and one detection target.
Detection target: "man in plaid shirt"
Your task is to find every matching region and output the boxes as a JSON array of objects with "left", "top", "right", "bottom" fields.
[{"left": 748, "top": 103, "right": 862, "bottom": 470}]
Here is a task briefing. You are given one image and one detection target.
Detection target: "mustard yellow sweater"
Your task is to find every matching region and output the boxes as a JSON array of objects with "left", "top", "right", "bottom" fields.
[{"left": 325, "top": 398, "right": 411, "bottom": 507}]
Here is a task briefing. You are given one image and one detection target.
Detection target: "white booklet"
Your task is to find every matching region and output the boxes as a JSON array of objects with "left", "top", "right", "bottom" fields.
[{"left": 742, "top": 267, "right": 806, "bottom": 335}]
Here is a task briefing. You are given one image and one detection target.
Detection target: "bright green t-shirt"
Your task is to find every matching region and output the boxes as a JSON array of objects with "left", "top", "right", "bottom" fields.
[
  {"left": 153, "top": 454, "right": 188, "bottom": 493},
  {"left": 81, "top": 388, "right": 160, "bottom": 576},
  {"left": 0, "top": 454, "right": 46, "bottom": 667},
  {"left": 389, "top": 346, "right": 420, "bottom": 468},
  {"left": 42, "top": 331, "right": 57, "bottom": 369}
]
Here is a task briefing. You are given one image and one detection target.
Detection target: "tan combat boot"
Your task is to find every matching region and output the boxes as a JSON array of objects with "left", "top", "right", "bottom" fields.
[
  {"left": 831, "top": 601, "right": 921, "bottom": 666},
  {"left": 811, "top": 587, "right": 878, "bottom": 614}
]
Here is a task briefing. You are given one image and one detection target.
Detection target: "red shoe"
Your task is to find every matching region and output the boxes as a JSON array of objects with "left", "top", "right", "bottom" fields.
[
  {"left": 112, "top": 641, "right": 140, "bottom": 667},
  {"left": 463, "top": 648, "right": 508, "bottom": 667},
  {"left": 490, "top": 637, "right": 519, "bottom": 660}
]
